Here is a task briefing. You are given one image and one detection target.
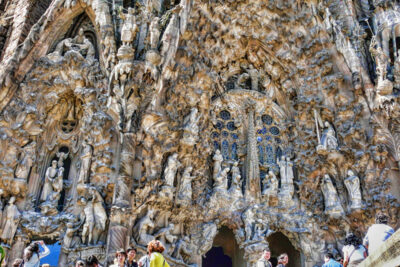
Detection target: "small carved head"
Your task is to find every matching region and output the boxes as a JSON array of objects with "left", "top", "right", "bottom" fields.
[
  {"left": 347, "top": 170, "right": 354, "bottom": 176},
  {"left": 52, "top": 160, "right": 57, "bottom": 167}
]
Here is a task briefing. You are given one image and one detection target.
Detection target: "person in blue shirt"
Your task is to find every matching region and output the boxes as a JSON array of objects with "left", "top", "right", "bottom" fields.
[{"left": 322, "top": 253, "right": 343, "bottom": 267}]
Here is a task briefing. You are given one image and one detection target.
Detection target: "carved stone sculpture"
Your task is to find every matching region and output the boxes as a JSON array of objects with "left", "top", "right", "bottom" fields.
[
  {"left": 120, "top": 8, "right": 139, "bottom": 46},
  {"left": 213, "top": 149, "right": 223, "bottom": 179},
  {"left": 78, "top": 140, "right": 93, "bottom": 184},
  {"left": 63, "top": 222, "right": 80, "bottom": 249},
  {"left": 40, "top": 160, "right": 58, "bottom": 202},
  {"left": 81, "top": 197, "right": 95, "bottom": 245},
  {"left": 319, "top": 122, "right": 338, "bottom": 151},
  {"left": 15, "top": 142, "right": 36, "bottom": 180},
  {"left": 344, "top": 170, "right": 362, "bottom": 210},
  {"left": 182, "top": 107, "right": 200, "bottom": 146},
  {"left": 213, "top": 167, "right": 229, "bottom": 191},
  {"left": 164, "top": 153, "right": 180, "bottom": 187},
  {"left": 49, "top": 28, "right": 95, "bottom": 62},
  {"left": 176, "top": 166, "right": 194, "bottom": 206},
  {"left": 242, "top": 207, "right": 255, "bottom": 241},
  {"left": 90, "top": 187, "right": 107, "bottom": 244},
  {"left": 322, "top": 175, "right": 344, "bottom": 217},
  {"left": 149, "top": 17, "right": 161, "bottom": 50},
  {"left": 278, "top": 156, "right": 294, "bottom": 199},
  {"left": 133, "top": 209, "right": 155, "bottom": 245},
  {"left": 229, "top": 162, "right": 243, "bottom": 198},
  {"left": 262, "top": 171, "right": 278, "bottom": 197},
  {"left": 0, "top": 197, "right": 21, "bottom": 245}
]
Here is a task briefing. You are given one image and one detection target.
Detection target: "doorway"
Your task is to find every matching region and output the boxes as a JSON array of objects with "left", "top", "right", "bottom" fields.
[
  {"left": 267, "top": 232, "right": 302, "bottom": 267},
  {"left": 202, "top": 226, "right": 245, "bottom": 267}
]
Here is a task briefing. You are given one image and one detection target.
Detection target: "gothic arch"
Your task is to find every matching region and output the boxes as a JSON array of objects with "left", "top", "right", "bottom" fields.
[{"left": 0, "top": 0, "right": 116, "bottom": 112}]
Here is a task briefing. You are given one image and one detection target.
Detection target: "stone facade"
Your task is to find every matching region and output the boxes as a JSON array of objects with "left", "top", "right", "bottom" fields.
[{"left": 0, "top": 0, "right": 399, "bottom": 266}]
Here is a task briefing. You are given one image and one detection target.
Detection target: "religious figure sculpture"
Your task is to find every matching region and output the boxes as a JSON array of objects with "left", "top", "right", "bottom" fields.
[
  {"left": 164, "top": 153, "right": 180, "bottom": 187},
  {"left": 214, "top": 167, "right": 229, "bottom": 191},
  {"left": 321, "top": 174, "right": 344, "bottom": 217},
  {"left": 149, "top": 17, "right": 161, "bottom": 50},
  {"left": 242, "top": 207, "right": 256, "bottom": 241},
  {"left": 63, "top": 222, "right": 80, "bottom": 249},
  {"left": 182, "top": 107, "right": 201, "bottom": 146},
  {"left": 229, "top": 162, "right": 242, "bottom": 195},
  {"left": 40, "top": 160, "right": 58, "bottom": 202},
  {"left": 49, "top": 28, "right": 95, "bottom": 62},
  {"left": 154, "top": 223, "right": 177, "bottom": 254},
  {"left": 133, "top": 209, "right": 155, "bottom": 245},
  {"left": 120, "top": 7, "right": 139, "bottom": 46},
  {"left": 81, "top": 197, "right": 95, "bottom": 245},
  {"left": 319, "top": 121, "right": 338, "bottom": 151},
  {"left": 90, "top": 187, "right": 107, "bottom": 244},
  {"left": 78, "top": 140, "right": 93, "bottom": 184},
  {"left": 262, "top": 171, "right": 278, "bottom": 197},
  {"left": 277, "top": 156, "right": 294, "bottom": 198},
  {"left": 176, "top": 166, "right": 194, "bottom": 206},
  {"left": 344, "top": 170, "right": 362, "bottom": 210},
  {"left": 213, "top": 149, "right": 223, "bottom": 179},
  {"left": 0, "top": 197, "right": 21, "bottom": 245},
  {"left": 15, "top": 142, "right": 36, "bottom": 180}
]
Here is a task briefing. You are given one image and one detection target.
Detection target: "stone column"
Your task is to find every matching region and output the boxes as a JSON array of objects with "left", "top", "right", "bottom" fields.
[
  {"left": 105, "top": 133, "right": 135, "bottom": 264},
  {"left": 245, "top": 102, "right": 261, "bottom": 202}
]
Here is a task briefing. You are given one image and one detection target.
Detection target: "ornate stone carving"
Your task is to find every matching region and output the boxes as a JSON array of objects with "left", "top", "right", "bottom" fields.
[
  {"left": 321, "top": 175, "right": 344, "bottom": 217},
  {"left": 344, "top": 170, "right": 362, "bottom": 210},
  {"left": 0, "top": 197, "right": 21, "bottom": 245},
  {"left": 176, "top": 166, "right": 193, "bottom": 206}
]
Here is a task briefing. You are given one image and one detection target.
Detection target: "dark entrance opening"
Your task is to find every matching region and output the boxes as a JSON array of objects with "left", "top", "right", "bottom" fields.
[
  {"left": 267, "top": 232, "right": 302, "bottom": 267},
  {"left": 203, "top": 247, "right": 232, "bottom": 267},
  {"left": 202, "top": 226, "right": 245, "bottom": 267}
]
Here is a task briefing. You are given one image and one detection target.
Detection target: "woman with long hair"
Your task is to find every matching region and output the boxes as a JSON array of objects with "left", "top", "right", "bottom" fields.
[
  {"left": 147, "top": 240, "right": 170, "bottom": 267},
  {"left": 342, "top": 233, "right": 367, "bottom": 267}
]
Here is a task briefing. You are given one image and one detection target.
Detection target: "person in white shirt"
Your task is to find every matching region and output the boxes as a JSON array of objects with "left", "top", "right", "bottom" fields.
[
  {"left": 257, "top": 249, "right": 272, "bottom": 267},
  {"left": 363, "top": 213, "right": 395, "bottom": 254},
  {"left": 23, "top": 241, "right": 50, "bottom": 267},
  {"left": 342, "top": 233, "right": 367, "bottom": 267}
]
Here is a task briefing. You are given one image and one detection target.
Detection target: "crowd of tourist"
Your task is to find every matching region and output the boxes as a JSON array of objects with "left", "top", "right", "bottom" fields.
[
  {"left": 256, "top": 213, "right": 394, "bottom": 267},
  {"left": 5, "top": 212, "right": 395, "bottom": 267}
]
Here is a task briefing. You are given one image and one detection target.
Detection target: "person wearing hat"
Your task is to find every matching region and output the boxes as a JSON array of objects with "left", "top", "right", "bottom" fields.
[{"left": 75, "top": 259, "right": 86, "bottom": 267}]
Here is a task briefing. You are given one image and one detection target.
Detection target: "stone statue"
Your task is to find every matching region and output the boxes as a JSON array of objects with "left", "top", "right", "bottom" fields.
[
  {"left": 40, "top": 160, "right": 58, "bottom": 202},
  {"left": 182, "top": 107, "right": 201, "bottom": 146},
  {"left": 394, "top": 49, "right": 400, "bottom": 88},
  {"left": 78, "top": 140, "right": 93, "bottom": 184},
  {"left": 176, "top": 166, "right": 194, "bottom": 205},
  {"left": 322, "top": 175, "right": 344, "bottom": 217},
  {"left": 154, "top": 223, "right": 177, "bottom": 252},
  {"left": 63, "top": 222, "right": 80, "bottom": 249},
  {"left": 51, "top": 165, "right": 64, "bottom": 201},
  {"left": 90, "top": 187, "right": 107, "bottom": 244},
  {"left": 277, "top": 156, "right": 294, "bottom": 197},
  {"left": 229, "top": 162, "right": 243, "bottom": 196},
  {"left": 81, "top": 197, "right": 95, "bottom": 245},
  {"left": 369, "top": 36, "right": 388, "bottom": 84},
  {"left": 214, "top": 167, "right": 229, "bottom": 191},
  {"left": 15, "top": 141, "right": 36, "bottom": 179},
  {"left": 164, "top": 153, "right": 180, "bottom": 187},
  {"left": 0, "top": 197, "right": 21, "bottom": 245},
  {"left": 344, "top": 170, "right": 362, "bottom": 210},
  {"left": 213, "top": 149, "right": 223, "bottom": 179},
  {"left": 149, "top": 17, "right": 161, "bottom": 50},
  {"left": 134, "top": 209, "right": 155, "bottom": 245},
  {"left": 50, "top": 28, "right": 95, "bottom": 61},
  {"left": 320, "top": 121, "right": 338, "bottom": 151},
  {"left": 120, "top": 7, "right": 139, "bottom": 46},
  {"left": 242, "top": 207, "right": 256, "bottom": 241},
  {"left": 262, "top": 171, "right": 278, "bottom": 196}
]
